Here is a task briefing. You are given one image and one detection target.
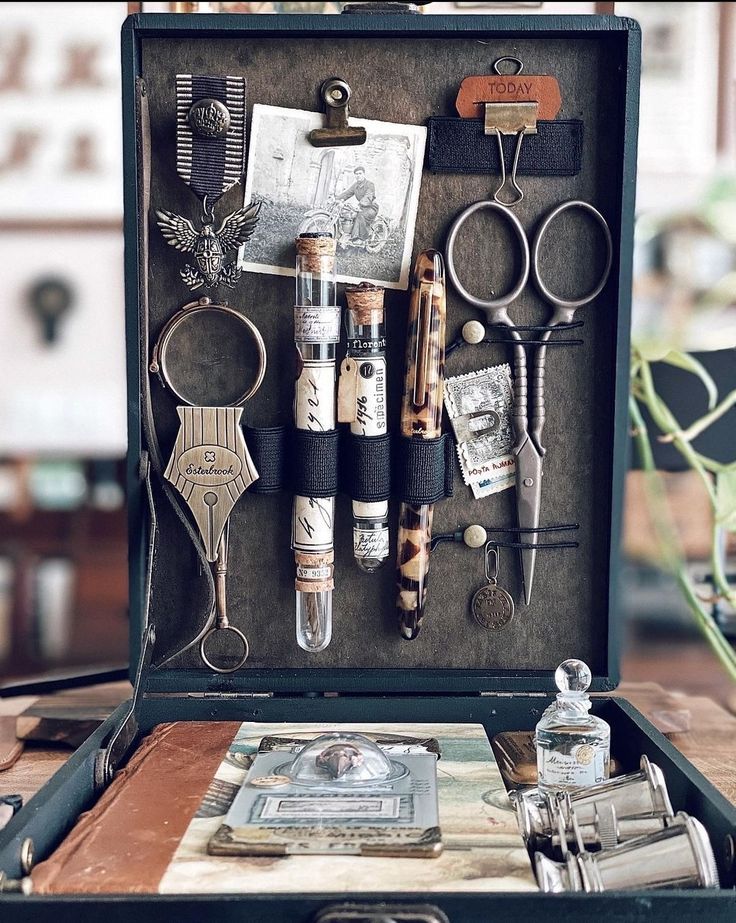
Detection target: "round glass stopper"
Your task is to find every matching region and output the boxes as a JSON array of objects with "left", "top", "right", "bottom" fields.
[{"left": 554, "top": 658, "right": 592, "bottom": 694}]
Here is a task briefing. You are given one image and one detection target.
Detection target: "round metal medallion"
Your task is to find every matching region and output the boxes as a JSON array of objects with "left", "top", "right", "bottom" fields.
[
  {"left": 249, "top": 774, "right": 291, "bottom": 788},
  {"left": 472, "top": 584, "right": 514, "bottom": 631},
  {"left": 188, "top": 98, "right": 231, "bottom": 139}
]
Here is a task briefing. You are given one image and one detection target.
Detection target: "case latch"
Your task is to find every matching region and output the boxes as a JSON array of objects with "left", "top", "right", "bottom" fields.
[{"left": 314, "top": 904, "right": 449, "bottom": 923}]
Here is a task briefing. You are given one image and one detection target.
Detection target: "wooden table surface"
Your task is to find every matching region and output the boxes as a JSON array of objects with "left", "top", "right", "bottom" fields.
[{"left": 1, "top": 680, "right": 735, "bottom": 807}]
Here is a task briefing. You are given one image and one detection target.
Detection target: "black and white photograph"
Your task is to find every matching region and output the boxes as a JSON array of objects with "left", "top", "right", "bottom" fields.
[{"left": 239, "top": 105, "right": 427, "bottom": 290}]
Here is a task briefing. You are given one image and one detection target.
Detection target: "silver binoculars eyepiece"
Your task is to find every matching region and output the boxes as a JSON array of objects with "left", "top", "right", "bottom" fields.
[
  {"left": 514, "top": 755, "right": 674, "bottom": 852},
  {"left": 535, "top": 812, "right": 720, "bottom": 893}
]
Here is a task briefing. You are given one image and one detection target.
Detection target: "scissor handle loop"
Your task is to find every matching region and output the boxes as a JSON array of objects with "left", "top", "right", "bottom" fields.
[
  {"left": 200, "top": 624, "right": 249, "bottom": 674},
  {"left": 531, "top": 200, "right": 613, "bottom": 311},
  {"left": 446, "top": 200, "right": 530, "bottom": 314}
]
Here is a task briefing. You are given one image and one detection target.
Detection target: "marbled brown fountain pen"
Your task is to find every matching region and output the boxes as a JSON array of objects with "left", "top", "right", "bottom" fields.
[{"left": 396, "top": 250, "right": 446, "bottom": 640}]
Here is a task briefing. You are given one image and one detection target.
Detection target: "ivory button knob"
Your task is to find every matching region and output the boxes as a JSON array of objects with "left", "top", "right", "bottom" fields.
[
  {"left": 462, "top": 320, "right": 486, "bottom": 344},
  {"left": 463, "top": 524, "right": 488, "bottom": 548}
]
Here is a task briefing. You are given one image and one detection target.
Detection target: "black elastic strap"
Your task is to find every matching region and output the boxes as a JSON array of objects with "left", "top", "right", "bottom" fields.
[
  {"left": 396, "top": 434, "right": 454, "bottom": 505},
  {"left": 292, "top": 429, "right": 340, "bottom": 498},
  {"left": 245, "top": 425, "right": 287, "bottom": 494},
  {"left": 432, "top": 522, "right": 580, "bottom": 551},
  {"left": 427, "top": 118, "right": 583, "bottom": 176},
  {"left": 446, "top": 322, "right": 585, "bottom": 358},
  {"left": 343, "top": 432, "right": 392, "bottom": 503}
]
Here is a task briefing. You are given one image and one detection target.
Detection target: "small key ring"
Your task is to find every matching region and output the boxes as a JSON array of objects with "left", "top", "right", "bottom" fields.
[
  {"left": 493, "top": 56, "right": 524, "bottom": 76},
  {"left": 150, "top": 297, "right": 267, "bottom": 407},
  {"left": 531, "top": 200, "right": 613, "bottom": 311},
  {"left": 446, "top": 200, "right": 530, "bottom": 314},
  {"left": 200, "top": 624, "right": 249, "bottom": 674}
]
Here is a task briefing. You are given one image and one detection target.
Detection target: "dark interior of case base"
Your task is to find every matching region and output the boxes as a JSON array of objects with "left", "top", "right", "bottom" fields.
[{"left": 136, "top": 22, "right": 633, "bottom": 687}]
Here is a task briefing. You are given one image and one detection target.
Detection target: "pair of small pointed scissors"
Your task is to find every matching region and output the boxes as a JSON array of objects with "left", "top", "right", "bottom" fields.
[{"left": 445, "top": 199, "right": 613, "bottom": 605}]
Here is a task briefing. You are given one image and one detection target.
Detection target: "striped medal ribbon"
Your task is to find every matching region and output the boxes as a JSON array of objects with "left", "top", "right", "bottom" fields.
[{"left": 176, "top": 74, "right": 247, "bottom": 203}]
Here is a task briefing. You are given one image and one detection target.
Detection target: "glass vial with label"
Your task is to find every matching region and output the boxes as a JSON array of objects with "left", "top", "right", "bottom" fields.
[
  {"left": 293, "top": 233, "right": 338, "bottom": 653},
  {"left": 535, "top": 659, "right": 610, "bottom": 794},
  {"left": 341, "top": 282, "right": 389, "bottom": 573}
]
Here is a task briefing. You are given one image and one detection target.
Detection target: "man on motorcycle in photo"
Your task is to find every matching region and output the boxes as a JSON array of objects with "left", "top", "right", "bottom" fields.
[{"left": 334, "top": 165, "right": 379, "bottom": 250}]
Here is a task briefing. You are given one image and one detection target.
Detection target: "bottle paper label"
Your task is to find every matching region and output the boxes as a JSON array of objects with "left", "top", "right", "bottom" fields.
[
  {"left": 292, "top": 496, "right": 334, "bottom": 553},
  {"left": 538, "top": 743, "right": 608, "bottom": 788},
  {"left": 294, "top": 306, "right": 341, "bottom": 344},
  {"left": 353, "top": 527, "right": 390, "bottom": 560},
  {"left": 352, "top": 357, "right": 387, "bottom": 436}
]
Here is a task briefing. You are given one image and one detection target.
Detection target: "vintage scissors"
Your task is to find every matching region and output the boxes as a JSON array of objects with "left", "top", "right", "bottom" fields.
[{"left": 446, "top": 199, "right": 613, "bottom": 605}]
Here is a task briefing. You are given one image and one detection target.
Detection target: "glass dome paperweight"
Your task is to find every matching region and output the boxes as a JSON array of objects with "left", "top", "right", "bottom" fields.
[
  {"left": 210, "top": 729, "right": 442, "bottom": 858},
  {"left": 276, "top": 732, "right": 408, "bottom": 789}
]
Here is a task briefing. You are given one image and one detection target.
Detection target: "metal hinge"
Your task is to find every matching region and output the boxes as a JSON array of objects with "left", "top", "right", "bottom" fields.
[
  {"left": 480, "top": 691, "right": 548, "bottom": 698},
  {"left": 94, "top": 624, "right": 155, "bottom": 791},
  {"left": 192, "top": 691, "right": 274, "bottom": 699}
]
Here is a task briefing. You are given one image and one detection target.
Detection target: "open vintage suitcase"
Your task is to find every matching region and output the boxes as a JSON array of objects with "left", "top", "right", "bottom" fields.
[{"left": 2, "top": 9, "right": 736, "bottom": 920}]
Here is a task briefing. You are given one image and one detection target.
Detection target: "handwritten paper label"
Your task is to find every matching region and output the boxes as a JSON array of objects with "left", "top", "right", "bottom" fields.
[
  {"left": 294, "top": 306, "right": 341, "bottom": 344},
  {"left": 352, "top": 357, "right": 387, "bottom": 436},
  {"left": 337, "top": 357, "right": 359, "bottom": 424},
  {"left": 292, "top": 495, "right": 335, "bottom": 553},
  {"left": 295, "top": 360, "right": 336, "bottom": 431},
  {"left": 354, "top": 527, "right": 390, "bottom": 561},
  {"left": 538, "top": 744, "right": 607, "bottom": 789}
]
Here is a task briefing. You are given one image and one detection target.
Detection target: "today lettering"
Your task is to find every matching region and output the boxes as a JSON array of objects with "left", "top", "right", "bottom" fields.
[{"left": 489, "top": 80, "right": 533, "bottom": 97}]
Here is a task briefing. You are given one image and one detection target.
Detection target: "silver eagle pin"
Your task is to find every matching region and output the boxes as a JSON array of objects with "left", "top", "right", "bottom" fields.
[{"left": 156, "top": 200, "right": 261, "bottom": 292}]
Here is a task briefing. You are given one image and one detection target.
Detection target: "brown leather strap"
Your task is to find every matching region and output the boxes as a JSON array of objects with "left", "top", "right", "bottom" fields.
[
  {"left": 135, "top": 77, "right": 216, "bottom": 668},
  {"left": 455, "top": 74, "right": 562, "bottom": 120},
  {"left": 31, "top": 722, "right": 239, "bottom": 893}
]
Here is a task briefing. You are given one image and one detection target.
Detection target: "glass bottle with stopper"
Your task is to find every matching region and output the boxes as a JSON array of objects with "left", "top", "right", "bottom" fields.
[{"left": 535, "top": 658, "right": 610, "bottom": 793}]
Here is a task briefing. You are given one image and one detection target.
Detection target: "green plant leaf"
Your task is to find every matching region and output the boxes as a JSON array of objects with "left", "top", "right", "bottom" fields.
[
  {"left": 716, "top": 469, "right": 736, "bottom": 532},
  {"left": 660, "top": 351, "right": 718, "bottom": 411}
]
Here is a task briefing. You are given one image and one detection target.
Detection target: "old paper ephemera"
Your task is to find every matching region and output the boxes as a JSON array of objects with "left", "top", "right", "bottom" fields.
[
  {"left": 444, "top": 365, "right": 516, "bottom": 498},
  {"left": 159, "top": 722, "right": 536, "bottom": 894}
]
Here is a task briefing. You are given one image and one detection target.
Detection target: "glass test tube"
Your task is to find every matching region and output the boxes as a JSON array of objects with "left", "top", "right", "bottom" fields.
[
  {"left": 292, "top": 232, "right": 338, "bottom": 652},
  {"left": 344, "top": 283, "right": 389, "bottom": 572}
]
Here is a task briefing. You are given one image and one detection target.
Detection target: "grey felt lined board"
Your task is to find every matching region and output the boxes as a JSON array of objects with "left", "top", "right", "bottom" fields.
[{"left": 130, "top": 15, "right": 637, "bottom": 690}]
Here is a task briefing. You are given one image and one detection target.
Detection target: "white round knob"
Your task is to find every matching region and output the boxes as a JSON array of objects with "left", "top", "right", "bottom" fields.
[
  {"left": 462, "top": 320, "right": 486, "bottom": 345},
  {"left": 463, "top": 524, "right": 487, "bottom": 548}
]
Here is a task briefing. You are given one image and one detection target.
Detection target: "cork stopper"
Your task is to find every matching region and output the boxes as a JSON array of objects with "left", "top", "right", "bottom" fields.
[
  {"left": 345, "top": 281, "right": 385, "bottom": 325},
  {"left": 296, "top": 232, "right": 336, "bottom": 273}
]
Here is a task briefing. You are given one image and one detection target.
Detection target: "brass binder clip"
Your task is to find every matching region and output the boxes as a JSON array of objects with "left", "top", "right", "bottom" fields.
[
  {"left": 309, "top": 78, "right": 367, "bottom": 148},
  {"left": 483, "top": 59, "right": 539, "bottom": 208},
  {"left": 484, "top": 99, "right": 538, "bottom": 206},
  {"left": 456, "top": 56, "right": 558, "bottom": 208}
]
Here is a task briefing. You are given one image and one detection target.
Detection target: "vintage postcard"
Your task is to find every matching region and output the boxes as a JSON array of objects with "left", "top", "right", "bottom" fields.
[
  {"left": 239, "top": 105, "right": 427, "bottom": 290},
  {"left": 159, "top": 722, "right": 536, "bottom": 894}
]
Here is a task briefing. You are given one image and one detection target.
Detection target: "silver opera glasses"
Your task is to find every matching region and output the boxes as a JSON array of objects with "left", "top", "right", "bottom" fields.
[
  {"left": 514, "top": 755, "right": 675, "bottom": 852},
  {"left": 535, "top": 812, "right": 720, "bottom": 892}
]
